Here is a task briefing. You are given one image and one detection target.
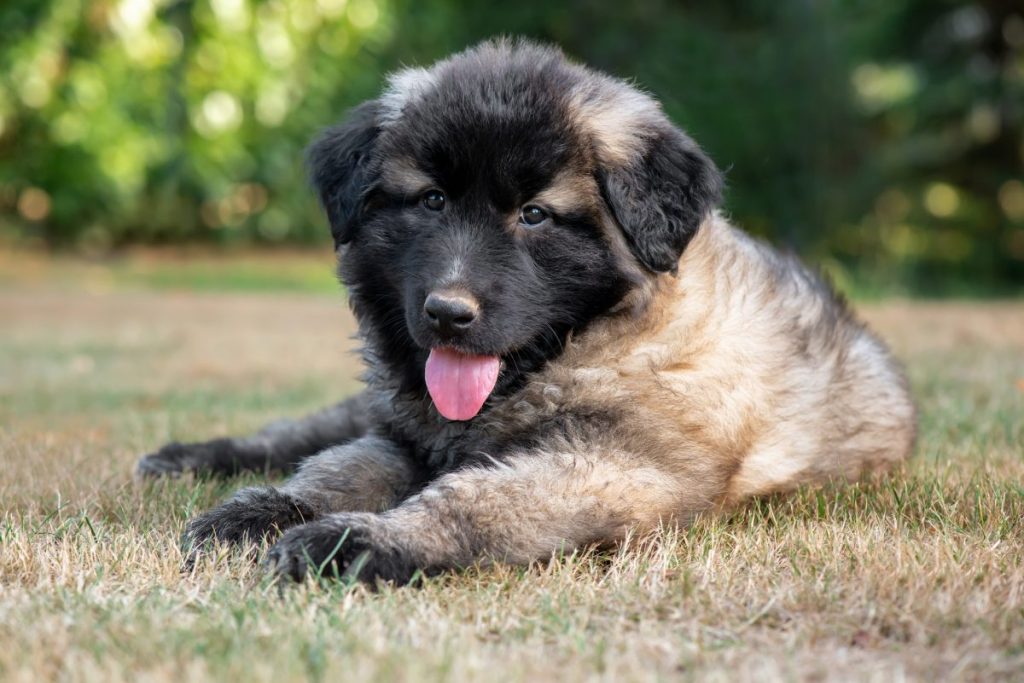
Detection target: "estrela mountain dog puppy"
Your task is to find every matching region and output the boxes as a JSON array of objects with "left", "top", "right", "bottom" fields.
[{"left": 139, "top": 40, "right": 917, "bottom": 583}]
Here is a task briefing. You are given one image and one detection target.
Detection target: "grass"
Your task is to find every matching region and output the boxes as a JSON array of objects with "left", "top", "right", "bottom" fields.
[
  {"left": 1, "top": 258, "right": 1023, "bottom": 682},
  {"left": 0, "top": 248, "right": 340, "bottom": 294}
]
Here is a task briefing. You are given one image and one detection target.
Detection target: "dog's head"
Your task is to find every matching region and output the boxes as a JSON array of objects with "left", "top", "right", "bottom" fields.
[{"left": 309, "top": 39, "right": 722, "bottom": 419}]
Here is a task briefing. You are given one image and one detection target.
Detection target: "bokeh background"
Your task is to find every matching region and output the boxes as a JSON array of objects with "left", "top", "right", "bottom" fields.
[{"left": 1, "top": 0, "right": 1022, "bottom": 296}]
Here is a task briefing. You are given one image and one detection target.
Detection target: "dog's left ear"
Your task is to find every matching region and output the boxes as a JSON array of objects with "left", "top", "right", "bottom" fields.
[
  {"left": 598, "top": 126, "right": 723, "bottom": 274},
  {"left": 307, "top": 100, "right": 382, "bottom": 248}
]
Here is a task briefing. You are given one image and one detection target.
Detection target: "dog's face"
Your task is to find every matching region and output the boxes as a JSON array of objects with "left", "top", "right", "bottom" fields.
[{"left": 309, "top": 41, "right": 722, "bottom": 418}]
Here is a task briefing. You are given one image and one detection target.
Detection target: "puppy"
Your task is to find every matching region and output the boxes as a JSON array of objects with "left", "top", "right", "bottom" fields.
[{"left": 139, "top": 39, "right": 916, "bottom": 583}]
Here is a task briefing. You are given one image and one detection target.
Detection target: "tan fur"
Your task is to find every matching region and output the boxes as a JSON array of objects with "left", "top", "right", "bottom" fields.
[
  {"left": 378, "top": 158, "right": 435, "bottom": 196},
  {"left": 565, "top": 72, "right": 663, "bottom": 166},
  {"left": 362, "top": 447, "right": 684, "bottom": 568},
  {"left": 531, "top": 169, "right": 599, "bottom": 215},
  {"left": 496, "top": 214, "right": 916, "bottom": 516}
]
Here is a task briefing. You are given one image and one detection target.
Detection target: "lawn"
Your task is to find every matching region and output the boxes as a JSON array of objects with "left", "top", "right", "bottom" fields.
[{"left": 1, "top": 257, "right": 1022, "bottom": 682}]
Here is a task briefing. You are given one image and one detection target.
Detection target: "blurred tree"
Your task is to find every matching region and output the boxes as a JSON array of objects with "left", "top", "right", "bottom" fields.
[
  {"left": 842, "top": 0, "right": 1024, "bottom": 290},
  {"left": 0, "top": 0, "right": 397, "bottom": 249},
  {"left": 0, "top": 0, "right": 1020, "bottom": 293}
]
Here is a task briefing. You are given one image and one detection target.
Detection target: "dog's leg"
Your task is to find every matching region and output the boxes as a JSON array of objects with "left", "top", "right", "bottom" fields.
[
  {"left": 180, "top": 435, "right": 417, "bottom": 566},
  {"left": 137, "top": 391, "right": 373, "bottom": 477},
  {"left": 265, "top": 447, "right": 712, "bottom": 584}
]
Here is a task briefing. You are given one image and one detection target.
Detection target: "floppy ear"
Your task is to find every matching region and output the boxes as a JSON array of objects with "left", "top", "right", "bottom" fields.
[
  {"left": 307, "top": 100, "right": 382, "bottom": 247},
  {"left": 598, "top": 126, "right": 723, "bottom": 274}
]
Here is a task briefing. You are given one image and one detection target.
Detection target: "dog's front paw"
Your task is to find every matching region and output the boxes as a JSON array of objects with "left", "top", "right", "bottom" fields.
[
  {"left": 181, "top": 487, "right": 315, "bottom": 568},
  {"left": 265, "top": 515, "right": 416, "bottom": 585}
]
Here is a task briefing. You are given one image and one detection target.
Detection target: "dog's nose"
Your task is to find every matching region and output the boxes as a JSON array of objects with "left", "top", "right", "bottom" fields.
[{"left": 424, "top": 290, "right": 479, "bottom": 337}]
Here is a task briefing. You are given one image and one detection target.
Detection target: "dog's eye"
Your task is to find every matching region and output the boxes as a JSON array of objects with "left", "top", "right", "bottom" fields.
[
  {"left": 422, "top": 190, "right": 446, "bottom": 212},
  {"left": 519, "top": 205, "right": 548, "bottom": 227}
]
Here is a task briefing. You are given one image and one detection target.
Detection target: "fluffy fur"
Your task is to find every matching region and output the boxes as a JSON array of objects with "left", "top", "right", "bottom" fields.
[{"left": 138, "top": 39, "right": 916, "bottom": 584}]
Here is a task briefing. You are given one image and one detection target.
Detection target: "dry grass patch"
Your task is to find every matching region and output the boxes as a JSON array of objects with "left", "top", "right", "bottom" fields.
[{"left": 1, "top": 282, "right": 1022, "bottom": 682}]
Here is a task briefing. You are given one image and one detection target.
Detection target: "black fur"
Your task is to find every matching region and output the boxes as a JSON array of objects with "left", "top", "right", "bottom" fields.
[
  {"left": 308, "top": 101, "right": 383, "bottom": 248},
  {"left": 137, "top": 395, "right": 371, "bottom": 479},
  {"left": 181, "top": 487, "right": 316, "bottom": 566},
  {"left": 599, "top": 127, "right": 723, "bottom": 274},
  {"left": 137, "top": 439, "right": 283, "bottom": 477},
  {"left": 266, "top": 515, "right": 418, "bottom": 584}
]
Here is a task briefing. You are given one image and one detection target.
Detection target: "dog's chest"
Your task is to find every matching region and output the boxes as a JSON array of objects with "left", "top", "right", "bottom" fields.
[{"left": 376, "top": 377, "right": 624, "bottom": 474}]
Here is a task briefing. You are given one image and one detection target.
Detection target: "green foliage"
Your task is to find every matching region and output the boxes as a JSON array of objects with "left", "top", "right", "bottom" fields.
[
  {"left": 0, "top": 0, "right": 1021, "bottom": 292},
  {"left": 0, "top": 0, "right": 395, "bottom": 248}
]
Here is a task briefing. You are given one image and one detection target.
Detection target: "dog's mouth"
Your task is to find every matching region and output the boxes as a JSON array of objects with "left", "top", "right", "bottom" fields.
[{"left": 424, "top": 347, "right": 501, "bottom": 421}]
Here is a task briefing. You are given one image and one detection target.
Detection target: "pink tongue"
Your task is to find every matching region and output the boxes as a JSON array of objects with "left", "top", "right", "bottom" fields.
[{"left": 425, "top": 348, "right": 500, "bottom": 421}]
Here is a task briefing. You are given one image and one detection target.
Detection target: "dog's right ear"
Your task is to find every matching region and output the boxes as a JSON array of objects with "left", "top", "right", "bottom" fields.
[{"left": 307, "top": 101, "right": 382, "bottom": 247}]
